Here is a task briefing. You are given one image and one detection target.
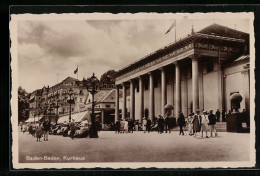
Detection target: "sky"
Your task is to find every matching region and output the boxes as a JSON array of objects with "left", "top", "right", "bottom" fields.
[{"left": 17, "top": 15, "right": 250, "bottom": 92}]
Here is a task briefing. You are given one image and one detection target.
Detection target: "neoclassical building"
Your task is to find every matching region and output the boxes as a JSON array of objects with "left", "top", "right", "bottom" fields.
[{"left": 114, "top": 24, "right": 250, "bottom": 123}]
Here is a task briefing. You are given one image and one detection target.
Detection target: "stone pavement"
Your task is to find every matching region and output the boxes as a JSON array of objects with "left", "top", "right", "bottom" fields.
[{"left": 18, "top": 130, "right": 250, "bottom": 163}]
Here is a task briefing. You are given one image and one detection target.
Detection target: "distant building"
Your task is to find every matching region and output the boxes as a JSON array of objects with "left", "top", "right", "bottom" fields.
[
  {"left": 114, "top": 24, "right": 250, "bottom": 123},
  {"left": 28, "top": 77, "right": 88, "bottom": 123},
  {"left": 85, "top": 88, "right": 116, "bottom": 128}
]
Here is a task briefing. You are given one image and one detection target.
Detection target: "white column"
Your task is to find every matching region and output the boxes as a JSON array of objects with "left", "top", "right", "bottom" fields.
[
  {"left": 192, "top": 56, "right": 199, "bottom": 111},
  {"left": 115, "top": 85, "right": 119, "bottom": 122},
  {"left": 130, "top": 80, "right": 135, "bottom": 120},
  {"left": 139, "top": 76, "right": 143, "bottom": 123},
  {"left": 161, "top": 68, "right": 166, "bottom": 116},
  {"left": 149, "top": 72, "right": 154, "bottom": 121},
  {"left": 175, "top": 62, "right": 181, "bottom": 117},
  {"left": 122, "top": 83, "right": 126, "bottom": 120}
]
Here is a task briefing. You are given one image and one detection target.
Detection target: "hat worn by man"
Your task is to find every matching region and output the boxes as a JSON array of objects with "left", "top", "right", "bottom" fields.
[{"left": 196, "top": 109, "right": 200, "bottom": 112}]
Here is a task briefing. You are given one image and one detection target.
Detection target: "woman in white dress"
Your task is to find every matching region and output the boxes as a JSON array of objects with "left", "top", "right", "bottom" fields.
[
  {"left": 187, "top": 113, "right": 194, "bottom": 135},
  {"left": 124, "top": 119, "right": 128, "bottom": 133},
  {"left": 142, "top": 118, "right": 147, "bottom": 133},
  {"left": 201, "top": 111, "right": 209, "bottom": 138}
]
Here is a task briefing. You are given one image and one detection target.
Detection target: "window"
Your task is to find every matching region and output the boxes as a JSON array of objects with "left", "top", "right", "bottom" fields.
[
  {"left": 88, "top": 99, "right": 91, "bottom": 103},
  {"left": 106, "top": 105, "right": 111, "bottom": 108},
  {"left": 80, "top": 98, "right": 82, "bottom": 103},
  {"left": 206, "top": 61, "right": 214, "bottom": 73}
]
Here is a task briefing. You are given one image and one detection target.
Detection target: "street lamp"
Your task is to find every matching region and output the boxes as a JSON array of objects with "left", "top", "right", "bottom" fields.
[
  {"left": 52, "top": 92, "right": 61, "bottom": 124},
  {"left": 63, "top": 88, "right": 77, "bottom": 123},
  {"left": 86, "top": 73, "right": 101, "bottom": 138},
  {"left": 47, "top": 103, "right": 54, "bottom": 123},
  {"left": 41, "top": 103, "right": 48, "bottom": 122}
]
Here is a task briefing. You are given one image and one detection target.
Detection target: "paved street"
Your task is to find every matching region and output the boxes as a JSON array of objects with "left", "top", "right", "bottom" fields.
[{"left": 19, "top": 130, "right": 250, "bottom": 163}]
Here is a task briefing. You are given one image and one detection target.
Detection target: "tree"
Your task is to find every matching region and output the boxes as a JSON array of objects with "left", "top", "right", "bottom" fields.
[
  {"left": 100, "top": 70, "right": 117, "bottom": 84},
  {"left": 18, "top": 86, "right": 30, "bottom": 123}
]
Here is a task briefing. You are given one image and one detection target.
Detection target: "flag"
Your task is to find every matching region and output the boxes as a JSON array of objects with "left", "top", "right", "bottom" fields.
[
  {"left": 74, "top": 67, "right": 78, "bottom": 74},
  {"left": 165, "top": 20, "right": 176, "bottom": 35}
]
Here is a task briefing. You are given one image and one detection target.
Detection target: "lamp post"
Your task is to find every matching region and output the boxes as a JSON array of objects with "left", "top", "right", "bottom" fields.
[
  {"left": 41, "top": 103, "right": 48, "bottom": 122},
  {"left": 63, "top": 88, "right": 77, "bottom": 123},
  {"left": 86, "top": 73, "right": 101, "bottom": 138},
  {"left": 53, "top": 92, "right": 61, "bottom": 124},
  {"left": 47, "top": 103, "right": 54, "bottom": 122}
]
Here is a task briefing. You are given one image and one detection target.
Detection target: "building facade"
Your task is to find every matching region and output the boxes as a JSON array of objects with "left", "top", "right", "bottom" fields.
[
  {"left": 114, "top": 24, "right": 250, "bottom": 123},
  {"left": 28, "top": 77, "right": 89, "bottom": 122}
]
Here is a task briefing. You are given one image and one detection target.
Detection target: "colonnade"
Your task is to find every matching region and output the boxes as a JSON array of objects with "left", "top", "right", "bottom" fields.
[{"left": 115, "top": 56, "right": 200, "bottom": 122}]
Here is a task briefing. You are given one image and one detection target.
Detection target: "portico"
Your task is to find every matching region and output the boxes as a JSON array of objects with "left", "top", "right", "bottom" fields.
[{"left": 114, "top": 24, "right": 249, "bottom": 123}]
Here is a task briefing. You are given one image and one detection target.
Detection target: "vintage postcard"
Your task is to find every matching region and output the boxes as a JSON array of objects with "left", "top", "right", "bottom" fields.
[{"left": 10, "top": 12, "right": 255, "bottom": 169}]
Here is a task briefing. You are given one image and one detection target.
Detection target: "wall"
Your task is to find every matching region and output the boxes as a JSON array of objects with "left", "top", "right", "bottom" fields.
[{"left": 224, "top": 62, "right": 249, "bottom": 112}]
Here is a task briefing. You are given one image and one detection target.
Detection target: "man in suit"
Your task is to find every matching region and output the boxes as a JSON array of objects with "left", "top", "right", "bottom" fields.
[
  {"left": 43, "top": 119, "right": 51, "bottom": 141},
  {"left": 164, "top": 113, "right": 171, "bottom": 133},
  {"left": 146, "top": 119, "right": 152, "bottom": 133}
]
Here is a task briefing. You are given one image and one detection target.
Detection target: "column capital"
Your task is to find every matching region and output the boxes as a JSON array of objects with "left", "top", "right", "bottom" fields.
[
  {"left": 159, "top": 67, "right": 165, "bottom": 72},
  {"left": 173, "top": 60, "right": 179, "bottom": 66},
  {"left": 138, "top": 75, "right": 143, "bottom": 80},
  {"left": 189, "top": 54, "right": 201, "bottom": 61}
]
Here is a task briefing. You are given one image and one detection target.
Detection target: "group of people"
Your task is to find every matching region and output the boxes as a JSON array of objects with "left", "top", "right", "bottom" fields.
[
  {"left": 24, "top": 119, "right": 51, "bottom": 142},
  {"left": 21, "top": 119, "right": 82, "bottom": 141},
  {"left": 178, "top": 109, "right": 217, "bottom": 138}
]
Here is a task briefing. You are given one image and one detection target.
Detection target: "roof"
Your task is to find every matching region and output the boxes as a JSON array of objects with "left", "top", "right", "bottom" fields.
[
  {"left": 61, "top": 77, "right": 79, "bottom": 83},
  {"left": 114, "top": 23, "right": 249, "bottom": 78},
  {"left": 198, "top": 23, "right": 249, "bottom": 41},
  {"left": 94, "top": 89, "right": 115, "bottom": 103}
]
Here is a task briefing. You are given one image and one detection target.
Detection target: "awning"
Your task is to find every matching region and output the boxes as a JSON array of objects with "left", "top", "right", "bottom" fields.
[
  {"left": 25, "top": 116, "right": 42, "bottom": 123},
  {"left": 57, "top": 110, "right": 90, "bottom": 124}
]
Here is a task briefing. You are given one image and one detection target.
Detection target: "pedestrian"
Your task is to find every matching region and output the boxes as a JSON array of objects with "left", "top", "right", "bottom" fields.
[
  {"left": 164, "top": 113, "right": 171, "bottom": 133},
  {"left": 215, "top": 109, "right": 220, "bottom": 122},
  {"left": 192, "top": 109, "right": 201, "bottom": 137},
  {"left": 124, "top": 118, "right": 128, "bottom": 133},
  {"left": 187, "top": 113, "right": 193, "bottom": 136},
  {"left": 201, "top": 110, "right": 209, "bottom": 138},
  {"left": 177, "top": 112, "right": 185, "bottom": 135},
  {"left": 35, "top": 123, "right": 43, "bottom": 142},
  {"left": 142, "top": 118, "right": 147, "bottom": 133},
  {"left": 146, "top": 118, "right": 152, "bottom": 133},
  {"left": 222, "top": 109, "right": 226, "bottom": 122},
  {"left": 129, "top": 119, "right": 134, "bottom": 133},
  {"left": 135, "top": 120, "right": 139, "bottom": 131},
  {"left": 69, "top": 119, "right": 76, "bottom": 139},
  {"left": 157, "top": 115, "right": 164, "bottom": 134},
  {"left": 43, "top": 119, "right": 51, "bottom": 141},
  {"left": 208, "top": 110, "right": 217, "bottom": 137},
  {"left": 115, "top": 120, "right": 120, "bottom": 134},
  {"left": 120, "top": 119, "right": 125, "bottom": 133}
]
